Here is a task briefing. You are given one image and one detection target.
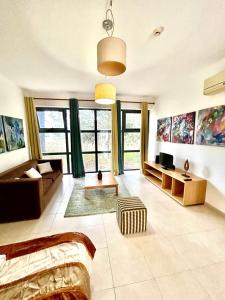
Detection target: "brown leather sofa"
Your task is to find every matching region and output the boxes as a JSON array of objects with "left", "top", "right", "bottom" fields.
[{"left": 0, "top": 159, "right": 63, "bottom": 223}]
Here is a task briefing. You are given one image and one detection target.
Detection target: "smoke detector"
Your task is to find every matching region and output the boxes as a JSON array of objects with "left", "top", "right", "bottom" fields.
[{"left": 153, "top": 26, "right": 164, "bottom": 37}]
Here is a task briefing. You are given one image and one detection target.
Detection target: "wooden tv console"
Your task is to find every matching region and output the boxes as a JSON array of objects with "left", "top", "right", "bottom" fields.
[{"left": 144, "top": 162, "right": 207, "bottom": 206}]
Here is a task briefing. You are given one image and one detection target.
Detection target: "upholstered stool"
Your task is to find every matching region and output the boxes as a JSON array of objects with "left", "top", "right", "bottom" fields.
[{"left": 116, "top": 197, "right": 147, "bottom": 235}]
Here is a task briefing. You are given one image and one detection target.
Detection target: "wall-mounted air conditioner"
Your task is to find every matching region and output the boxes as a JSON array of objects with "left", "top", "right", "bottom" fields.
[{"left": 203, "top": 70, "right": 225, "bottom": 95}]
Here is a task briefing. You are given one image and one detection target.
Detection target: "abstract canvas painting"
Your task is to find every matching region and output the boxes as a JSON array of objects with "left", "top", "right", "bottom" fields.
[
  {"left": 196, "top": 105, "right": 225, "bottom": 146},
  {"left": 157, "top": 117, "right": 172, "bottom": 142},
  {"left": 3, "top": 116, "right": 25, "bottom": 151},
  {"left": 0, "top": 116, "right": 6, "bottom": 154},
  {"left": 171, "top": 112, "right": 195, "bottom": 144}
]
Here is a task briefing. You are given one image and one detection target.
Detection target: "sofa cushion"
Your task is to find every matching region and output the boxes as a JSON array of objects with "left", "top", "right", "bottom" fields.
[
  {"left": 37, "top": 162, "right": 53, "bottom": 175},
  {"left": 42, "top": 170, "right": 61, "bottom": 182},
  {"left": 42, "top": 178, "right": 53, "bottom": 194}
]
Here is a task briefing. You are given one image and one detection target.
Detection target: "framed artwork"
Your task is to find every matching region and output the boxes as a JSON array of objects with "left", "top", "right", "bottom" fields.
[
  {"left": 0, "top": 116, "right": 6, "bottom": 154},
  {"left": 157, "top": 117, "right": 172, "bottom": 142},
  {"left": 196, "top": 105, "right": 225, "bottom": 146},
  {"left": 171, "top": 112, "right": 195, "bottom": 144},
  {"left": 3, "top": 116, "right": 25, "bottom": 151}
]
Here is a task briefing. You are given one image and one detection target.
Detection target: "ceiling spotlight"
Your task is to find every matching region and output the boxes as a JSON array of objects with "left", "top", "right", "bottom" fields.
[{"left": 153, "top": 26, "right": 164, "bottom": 37}]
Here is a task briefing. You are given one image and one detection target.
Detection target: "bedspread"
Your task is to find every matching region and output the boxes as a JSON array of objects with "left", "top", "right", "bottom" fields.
[{"left": 0, "top": 232, "right": 96, "bottom": 300}]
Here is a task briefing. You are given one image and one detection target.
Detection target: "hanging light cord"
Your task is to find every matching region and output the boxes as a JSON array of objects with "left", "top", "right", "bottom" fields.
[{"left": 104, "top": 0, "right": 114, "bottom": 37}]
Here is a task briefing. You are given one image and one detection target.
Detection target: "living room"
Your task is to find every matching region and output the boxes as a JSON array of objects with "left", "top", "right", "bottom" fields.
[{"left": 0, "top": 1, "right": 225, "bottom": 299}]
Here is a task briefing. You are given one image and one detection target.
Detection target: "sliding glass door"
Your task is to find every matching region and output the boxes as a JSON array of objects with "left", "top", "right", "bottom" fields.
[
  {"left": 80, "top": 109, "right": 111, "bottom": 172},
  {"left": 122, "top": 110, "right": 141, "bottom": 170}
]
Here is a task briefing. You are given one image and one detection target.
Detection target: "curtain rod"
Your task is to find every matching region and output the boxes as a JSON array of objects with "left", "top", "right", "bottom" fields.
[{"left": 33, "top": 97, "right": 155, "bottom": 105}]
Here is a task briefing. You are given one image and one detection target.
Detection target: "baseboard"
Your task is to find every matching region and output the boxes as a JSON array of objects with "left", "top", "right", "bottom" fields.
[{"left": 205, "top": 202, "right": 225, "bottom": 218}]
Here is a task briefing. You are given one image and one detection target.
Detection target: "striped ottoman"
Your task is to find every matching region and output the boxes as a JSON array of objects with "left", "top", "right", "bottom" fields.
[{"left": 116, "top": 197, "right": 147, "bottom": 235}]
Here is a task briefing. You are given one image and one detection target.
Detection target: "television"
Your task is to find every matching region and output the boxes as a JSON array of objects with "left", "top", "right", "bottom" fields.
[{"left": 159, "top": 152, "right": 173, "bottom": 170}]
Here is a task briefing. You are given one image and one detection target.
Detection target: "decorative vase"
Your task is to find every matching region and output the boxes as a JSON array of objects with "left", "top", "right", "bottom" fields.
[
  {"left": 97, "top": 170, "right": 102, "bottom": 180},
  {"left": 182, "top": 159, "right": 190, "bottom": 177}
]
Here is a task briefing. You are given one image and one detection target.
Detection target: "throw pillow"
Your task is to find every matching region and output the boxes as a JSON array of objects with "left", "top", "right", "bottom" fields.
[
  {"left": 25, "top": 168, "right": 42, "bottom": 179},
  {"left": 37, "top": 162, "right": 53, "bottom": 174}
]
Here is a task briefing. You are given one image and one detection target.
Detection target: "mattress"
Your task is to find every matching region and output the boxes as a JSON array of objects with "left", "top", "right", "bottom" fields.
[{"left": 0, "top": 232, "right": 96, "bottom": 300}]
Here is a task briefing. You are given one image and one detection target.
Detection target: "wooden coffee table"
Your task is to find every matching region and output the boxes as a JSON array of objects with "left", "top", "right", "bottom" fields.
[{"left": 84, "top": 172, "right": 118, "bottom": 198}]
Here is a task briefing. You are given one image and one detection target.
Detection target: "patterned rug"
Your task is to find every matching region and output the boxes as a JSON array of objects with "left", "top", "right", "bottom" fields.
[{"left": 64, "top": 177, "right": 130, "bottom": 217}]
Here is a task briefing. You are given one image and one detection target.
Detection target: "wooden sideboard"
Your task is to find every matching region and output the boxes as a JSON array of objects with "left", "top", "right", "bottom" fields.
[{"left": 143, "top": 162, "right": 207, "bottom": 206}]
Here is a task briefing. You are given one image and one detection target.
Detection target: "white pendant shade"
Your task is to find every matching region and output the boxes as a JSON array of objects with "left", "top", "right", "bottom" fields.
[
  {"left": 97, "top": 37, "right": 126, "bottom": 76},
  {"left": 95, "top": 83, "right": 116, "bottom": 104}
]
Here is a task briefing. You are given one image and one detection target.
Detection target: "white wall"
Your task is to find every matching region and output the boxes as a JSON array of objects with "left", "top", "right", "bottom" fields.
[
  {"left": 0, "top": 73, "right": 29, "bottom": 172},
  {"left": 149, "top": 59, "right": 225, "bottom": 214}
]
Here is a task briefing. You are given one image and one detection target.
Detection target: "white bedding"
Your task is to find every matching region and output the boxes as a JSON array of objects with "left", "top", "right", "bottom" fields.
[{"left": 0, "top": 242, "right": 92, "bottom": 286}]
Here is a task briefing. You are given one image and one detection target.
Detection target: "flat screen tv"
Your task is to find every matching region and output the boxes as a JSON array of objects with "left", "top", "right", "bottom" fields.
[{"left": 159, "top": 152, "right": 173, "bottom": 170}]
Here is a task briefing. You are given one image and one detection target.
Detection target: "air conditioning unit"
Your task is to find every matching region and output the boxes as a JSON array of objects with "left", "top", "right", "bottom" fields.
[{"left": 203, "top": 70, "right": 225, "bottom": 95}]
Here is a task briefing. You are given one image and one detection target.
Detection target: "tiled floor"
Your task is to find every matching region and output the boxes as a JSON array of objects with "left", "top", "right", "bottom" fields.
[{"left": 1, "top": 171, "right": 225, "bottom": 299}]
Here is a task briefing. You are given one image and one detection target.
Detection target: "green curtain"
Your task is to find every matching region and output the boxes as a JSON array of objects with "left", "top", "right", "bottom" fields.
[
  {"left": 117, "top": 100, "right": 124, "bottom": 175},
  {"left": 112, "top": 100, "right": 123, "bottom": 175},
  {"left": 140, "top": 102, "right": 149, "bottom": 172},
  {"left": 24, "top": 97, "right": 42, "bottom": 159},
  {"left": 70, "top": 98, "right": 85, "bottom": 178},
  {"left": 111, "top": 102, "right": 119, "bottom": 175}
]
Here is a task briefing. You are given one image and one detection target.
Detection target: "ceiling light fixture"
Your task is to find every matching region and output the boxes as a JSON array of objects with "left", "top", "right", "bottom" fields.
[
  {"left": 97, "top": 0, "right": 126, "bottom": 76},
  {"left": 153, "top": 26, "right": 164, "bottom": 37},
  {"left": 95, "top": 83, "right": 116, "bottom": 105}
]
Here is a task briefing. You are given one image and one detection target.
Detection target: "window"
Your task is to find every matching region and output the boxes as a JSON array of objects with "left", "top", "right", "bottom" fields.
[
  {"left": 122, "top": 110, "right": 141, "bottom": 170},
  {"left": 80, "top": 109, "right": 111, "bottom": 172},
  {"left": 37, "top": 108, "right": 141, "bottom": 173},
  {"left": 37, "top": 108, "right": 70, "bottom": 174},
  {"left": 37, "top": 107, "right": 111, "bottom": 174}
]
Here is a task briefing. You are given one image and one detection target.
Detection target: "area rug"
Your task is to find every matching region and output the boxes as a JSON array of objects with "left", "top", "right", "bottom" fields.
[{"left": 64, "top": 177, "right": 130, "bottom": 217}]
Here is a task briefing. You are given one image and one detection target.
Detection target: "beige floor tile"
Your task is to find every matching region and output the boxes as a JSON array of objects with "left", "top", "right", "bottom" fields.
[
  {"left": 171, "top": 229, "right": 225, "bottom": 269},
  {"left": 103, "top": 212, "right": 117, "bottom": 224},
  {"left": 139, "top": 234, "right": 189, "bottom": 277},
  {"left": 108, "top": 241, "right": 152, "bottom": 286},
  {"left": 77, "top": 224, "right": 107, "bottom": 249},
  {"left": 156, "top": 270, "right": 210, "bottom": 300},
  {"left": 115, "top": 280, "right": 162, "bottom": 300},
  {"left": 193, "top": 262, "right": 225, "bottom": 300},
  {"left": 92, "top": 288, "right": 115, "bottom": 300},
  {"left": 29, "top": 214, "right": 56, "bottom": 234},
  {"left": 91, "top": 248, "right": 113, "bottom": 292},
  {"left": 150, "top": 212, "right": 203, "bottom": 238},
  {"left": 190, "top": 207, "right": 225, "bottom": 230},
  {"left": 71, "top": 214, "right": 103, "bottom": 227},
  {"left": 50, "top": 213, "right": 82, "bottom": 232},
  {"left": 1, "top": 233, "right": 32, "bottom": 245}
]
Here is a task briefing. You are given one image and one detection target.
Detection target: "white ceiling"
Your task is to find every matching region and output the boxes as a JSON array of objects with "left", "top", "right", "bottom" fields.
[{"left": 0, "top": 0, "right": 224, "bottom": 97}]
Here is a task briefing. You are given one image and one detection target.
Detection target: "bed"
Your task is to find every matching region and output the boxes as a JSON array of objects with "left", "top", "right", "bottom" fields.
[{"left": 0, "top": 232, "right": 96, "bottom": 300}]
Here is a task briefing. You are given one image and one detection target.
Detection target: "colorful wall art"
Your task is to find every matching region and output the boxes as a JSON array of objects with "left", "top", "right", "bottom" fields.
[
  {"left": 171, "top": 112, "right": 196, "bottom": 144},
  {"left": 157, "top": 117, "right": 172, "bottom": 142},
  {"left": 0, "top": 116, "right": 6, "bottom": 154},
  {"left": 3, "top": 116, "right": 25, "bottom": 151},
  {"left": 196, "top": 105, "right": 225, "bottom": 146}
]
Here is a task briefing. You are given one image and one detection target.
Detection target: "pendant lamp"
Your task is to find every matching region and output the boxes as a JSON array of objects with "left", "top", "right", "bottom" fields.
[
  {"left": 95, "top": 83, "right": 116, "bottom": 105},
  {"left": 97, "top": 0, "right": 126, "bottom": 76}
]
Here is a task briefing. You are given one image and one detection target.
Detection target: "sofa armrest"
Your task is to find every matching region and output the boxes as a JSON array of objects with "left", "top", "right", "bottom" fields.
[
  {"left": 38, "top": 159, "right": 63, "bottom": 173},
  {"left": 0, "top": 178, "right": 43, "bottom": 222}
]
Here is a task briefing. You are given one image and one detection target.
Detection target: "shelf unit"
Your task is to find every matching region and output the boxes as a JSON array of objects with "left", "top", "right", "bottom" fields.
[{"left": 144, "top": 162, "right": 207, "bottom": 206}]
